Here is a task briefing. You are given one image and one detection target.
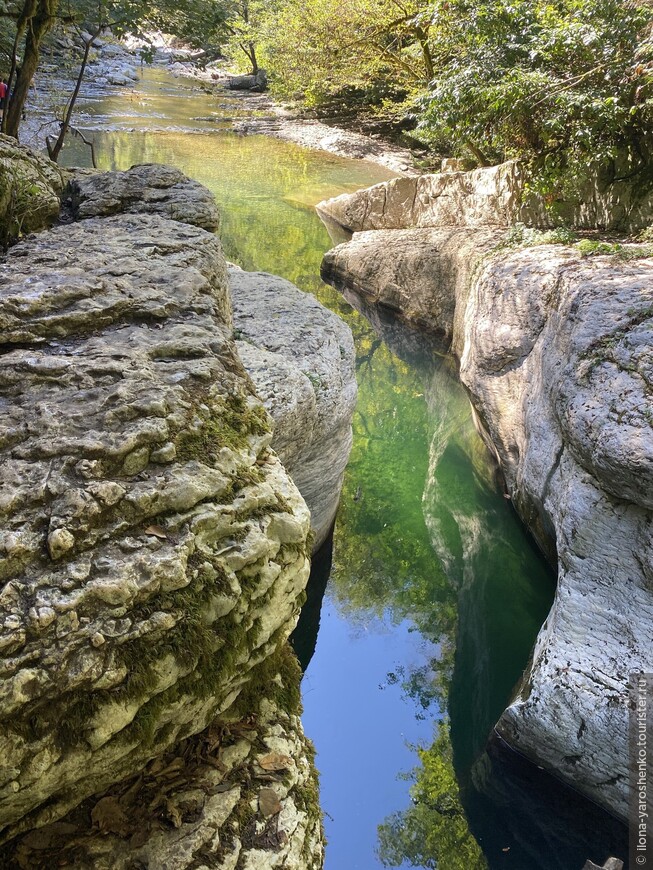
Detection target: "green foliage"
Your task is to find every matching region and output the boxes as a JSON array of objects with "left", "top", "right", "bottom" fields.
[
  {"left": 506, "top": 222, "right": 578, "bottom": 246},
  {"left": 377, "top": 720, "right": 487, "bottom": 869},
  {"left": 575, "top": 238, "right": 653, "bottom": 257},
  {"left": 258, "top": 0, "right": 433, "bottom": 105},
  {"left": 418, "top": 0, "right": 653, "bottom": 174}
]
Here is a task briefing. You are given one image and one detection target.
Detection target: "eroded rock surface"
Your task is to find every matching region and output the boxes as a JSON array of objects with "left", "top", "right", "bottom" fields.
[
  {"left": 318, "top": 159, "right": 653, "bottom": 233},
  {"left": 319, "top": 179, "right": 653, "bottom": 821},
  {"left": 0, "top": 134, "right": 65, "bottom": 242},
  {"left": 321, "top": 227, "right": 501, "bottom": 348},
  {"left": 0, "top": 209, "right": 313, "bottom": 848},
  {"left": 2, "top": 644, "right": 323, "bottom": 869},
  {"left": 230, "top": 268, "right": 357, "bottom": 550},
  {"left": 67, "top": 163, "right": 220, "bottom": 230}
]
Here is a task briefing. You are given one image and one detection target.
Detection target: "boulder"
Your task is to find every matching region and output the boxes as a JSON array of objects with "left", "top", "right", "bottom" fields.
[
  {"left": 0, "top": 133, "right": 64, "bottom": 243},
  {"left": 0, "top": 210, "right": 313, "bottom": 845},
  {"left": 230, "top": 267, "right": 357, "bottom": 550},
  {"left": 66, "top": 163, "right": 220, "bottom": 231},
  {"left": 319, "top": 183, "right": 653, "bottom": 821},
  {"left": 227, "top": 70, "right": 267, "bottom": 92}
]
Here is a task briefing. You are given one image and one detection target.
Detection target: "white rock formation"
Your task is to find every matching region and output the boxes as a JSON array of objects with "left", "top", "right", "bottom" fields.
[
  {"left": 230, "top": 268, "right": 357, "bottom": 551},
  {"left": 318, "top": 177, "right": 653, "bottom": 822},
  {"left": 318, "top": 159, "right": 653, "bottom": 234}
]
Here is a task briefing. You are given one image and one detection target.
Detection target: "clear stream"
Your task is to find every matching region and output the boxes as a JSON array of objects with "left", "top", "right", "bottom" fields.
[{"left": 45, "top": 65, "right": 628, "bottom": 869}]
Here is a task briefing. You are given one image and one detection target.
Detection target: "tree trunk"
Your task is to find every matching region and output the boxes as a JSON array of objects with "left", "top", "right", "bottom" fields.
[
  {"left": 47, "top": 29, "right": 97, "bottom": 162},
  {"left": 5, "top": 0, "right": 59, "bottom": 139},
  {"left": 1, "top": 0, "right": 36, "bottom": 135}
]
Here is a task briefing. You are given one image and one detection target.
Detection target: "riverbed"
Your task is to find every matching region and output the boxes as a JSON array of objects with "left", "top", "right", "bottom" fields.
[{"left": 38, "top": 64, "right": 627, "bottom": 869}]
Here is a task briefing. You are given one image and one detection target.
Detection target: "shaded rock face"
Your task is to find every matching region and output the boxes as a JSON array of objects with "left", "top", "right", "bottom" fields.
[
  {"left": 230, "top": 268, "right": 357, "bottom": 550},
  {"left": 66, "top": 163, "right": 221, "bottom": 231},
  {"left": 0, "top": 204, "right": 313, "bottom": 848},
  {"left": 2, "top": 644, "right": 323, "bottom": 870},
  {"left": 318, "top": 185, "right": 653, "bottom": 821},
  {"left": 321, "top": 227, "right": 502, "bottom": 350},
  {"left": 318, "top": 159, "right": 653, "bottom": 234},
  {"left": 0, "top": 134, "right": 65, "bottom": 243}
]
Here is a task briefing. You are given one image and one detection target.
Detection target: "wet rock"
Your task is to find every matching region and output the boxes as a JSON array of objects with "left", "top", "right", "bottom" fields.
[
  {"left": 66, "top": 163, "right": 220, "bottom": 230},
  {"left": 230, "top": 267, "right": 357, "bottom": 550},
  {"left": 321, "top": 226, "right": 502, "bottom": 350}
]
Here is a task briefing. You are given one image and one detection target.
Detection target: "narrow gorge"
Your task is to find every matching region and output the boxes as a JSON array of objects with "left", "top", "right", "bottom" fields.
[{"left": 319, "top": 162, "right": 653, "bottom": 826}]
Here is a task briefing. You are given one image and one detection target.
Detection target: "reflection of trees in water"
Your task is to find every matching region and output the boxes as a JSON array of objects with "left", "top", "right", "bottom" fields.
[
  {"left": 378, "top": 721, "right": 486, "bottom": 870},
  {"left": 326, "top": 332, "right": 487, "bottom": 867},
  {"left": 323, "top": 295, "right": 561, "bottom": 868}
]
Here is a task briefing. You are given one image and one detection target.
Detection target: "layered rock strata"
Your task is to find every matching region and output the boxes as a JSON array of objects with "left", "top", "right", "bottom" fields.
[
  {"left": 318, "top": 179, "right": 653, "bottom": 822},
  {"left": 318, "top": 159, "right": 653, "bottom": 233},
  {"left": 0, "top": 165, "right": 324, "bottom": 864},
  {"left": 230, "top": 267, "right": 357, "bottom": 550}
]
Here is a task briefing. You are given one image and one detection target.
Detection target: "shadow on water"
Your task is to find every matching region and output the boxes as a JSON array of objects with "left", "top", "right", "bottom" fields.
[
  {"left": 290, "top": 532, "right": 334, "bottom": 673},
  {"left": 51, "top": 68, "right": 628, "bottom": 864},
  {"left": 337, "top": 284, "right": 628, "bottom": 870}
]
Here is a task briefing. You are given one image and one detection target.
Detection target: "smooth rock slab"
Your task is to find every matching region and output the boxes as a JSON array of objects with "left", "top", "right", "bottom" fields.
[{"left": 230, "top": 267, "right": 357, "bottom": 550}]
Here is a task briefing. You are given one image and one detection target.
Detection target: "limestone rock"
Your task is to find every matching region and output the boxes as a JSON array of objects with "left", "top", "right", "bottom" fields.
[
  {"left": 0, "top": 210, "right": 312, "bottom": 843},
  {"left": 462, "top": 248, "right": 653, "bottom": 823},
  {"left": 321, "top": 227, "right": 502, "bottom": 351},
  {"left": 317, "top": 159, "right": 653, "bottom": 234},
  {"left": 230, "top": 267, "right": 357, "bottom": 550},
  {"left": 321, "top": 202, "right": 653, "bottom": 822},
  {"left": 66, "top": 163, "right": 221, "bottom": 230},
  {"left": 0, "top": 133, "right": 64, "bottom": 242},
  {"left": 0, "top": 645, "right": 323, "bottom": 869},
  {"left": 227, "top": 70, "right": 268, "bottom": 91}
]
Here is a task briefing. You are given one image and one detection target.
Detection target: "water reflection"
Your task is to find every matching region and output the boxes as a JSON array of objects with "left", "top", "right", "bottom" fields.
[
  {"left": 44, "top": 65, "right": 628, "bottom": 866},
  {"left": 336, "top": 284, "right": 627, "bottom": 869}
]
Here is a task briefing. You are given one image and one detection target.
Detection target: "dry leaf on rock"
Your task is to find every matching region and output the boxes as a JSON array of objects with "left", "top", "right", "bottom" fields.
[
  {"left": 259, "top": 787, "right": 282, "bottom": 817},
  {"left": 258, "top": 752, "right": 293, "bottom": 771},
  {"left": 91, "top": 796, "right": 131, "bottom": 836},
  {"left": 144, "top": 525, "right": 168, "bottom": 539}
]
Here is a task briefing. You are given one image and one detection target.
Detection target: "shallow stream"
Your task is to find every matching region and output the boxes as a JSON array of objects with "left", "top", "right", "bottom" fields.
[{"left": 44, "top": 64, "right": 627, "bottom": 869}]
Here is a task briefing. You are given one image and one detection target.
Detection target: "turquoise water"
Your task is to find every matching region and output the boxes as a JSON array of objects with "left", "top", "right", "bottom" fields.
[{"left": 50, "top": 67, "right": 627, "bottom": 868}]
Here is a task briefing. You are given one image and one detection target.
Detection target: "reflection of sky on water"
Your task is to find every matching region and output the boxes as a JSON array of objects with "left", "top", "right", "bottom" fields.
[
  {"left": 34, "top": 64, "right": 622, "bottom": 867},
  {"left": 301, "top": 600, "right": 439, "bottom": 870}
]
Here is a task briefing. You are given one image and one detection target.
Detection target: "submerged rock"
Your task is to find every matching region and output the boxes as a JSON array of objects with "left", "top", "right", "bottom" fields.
[
  {"left": 317, "top": 174, "right": 653, "bottom": 822},
  {"left": 230, "top": 267, "right": 357, "bottom": 550}
]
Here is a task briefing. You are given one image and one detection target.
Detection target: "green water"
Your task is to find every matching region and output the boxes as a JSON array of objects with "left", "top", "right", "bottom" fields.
[{"left": 47, "top": 67, "right": 626, "bottom": 868}]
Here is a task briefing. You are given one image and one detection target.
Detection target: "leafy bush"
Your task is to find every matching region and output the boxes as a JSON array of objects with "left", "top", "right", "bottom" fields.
[{"left": 417, "top": 0, "right": 653, "bottom": 184}]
